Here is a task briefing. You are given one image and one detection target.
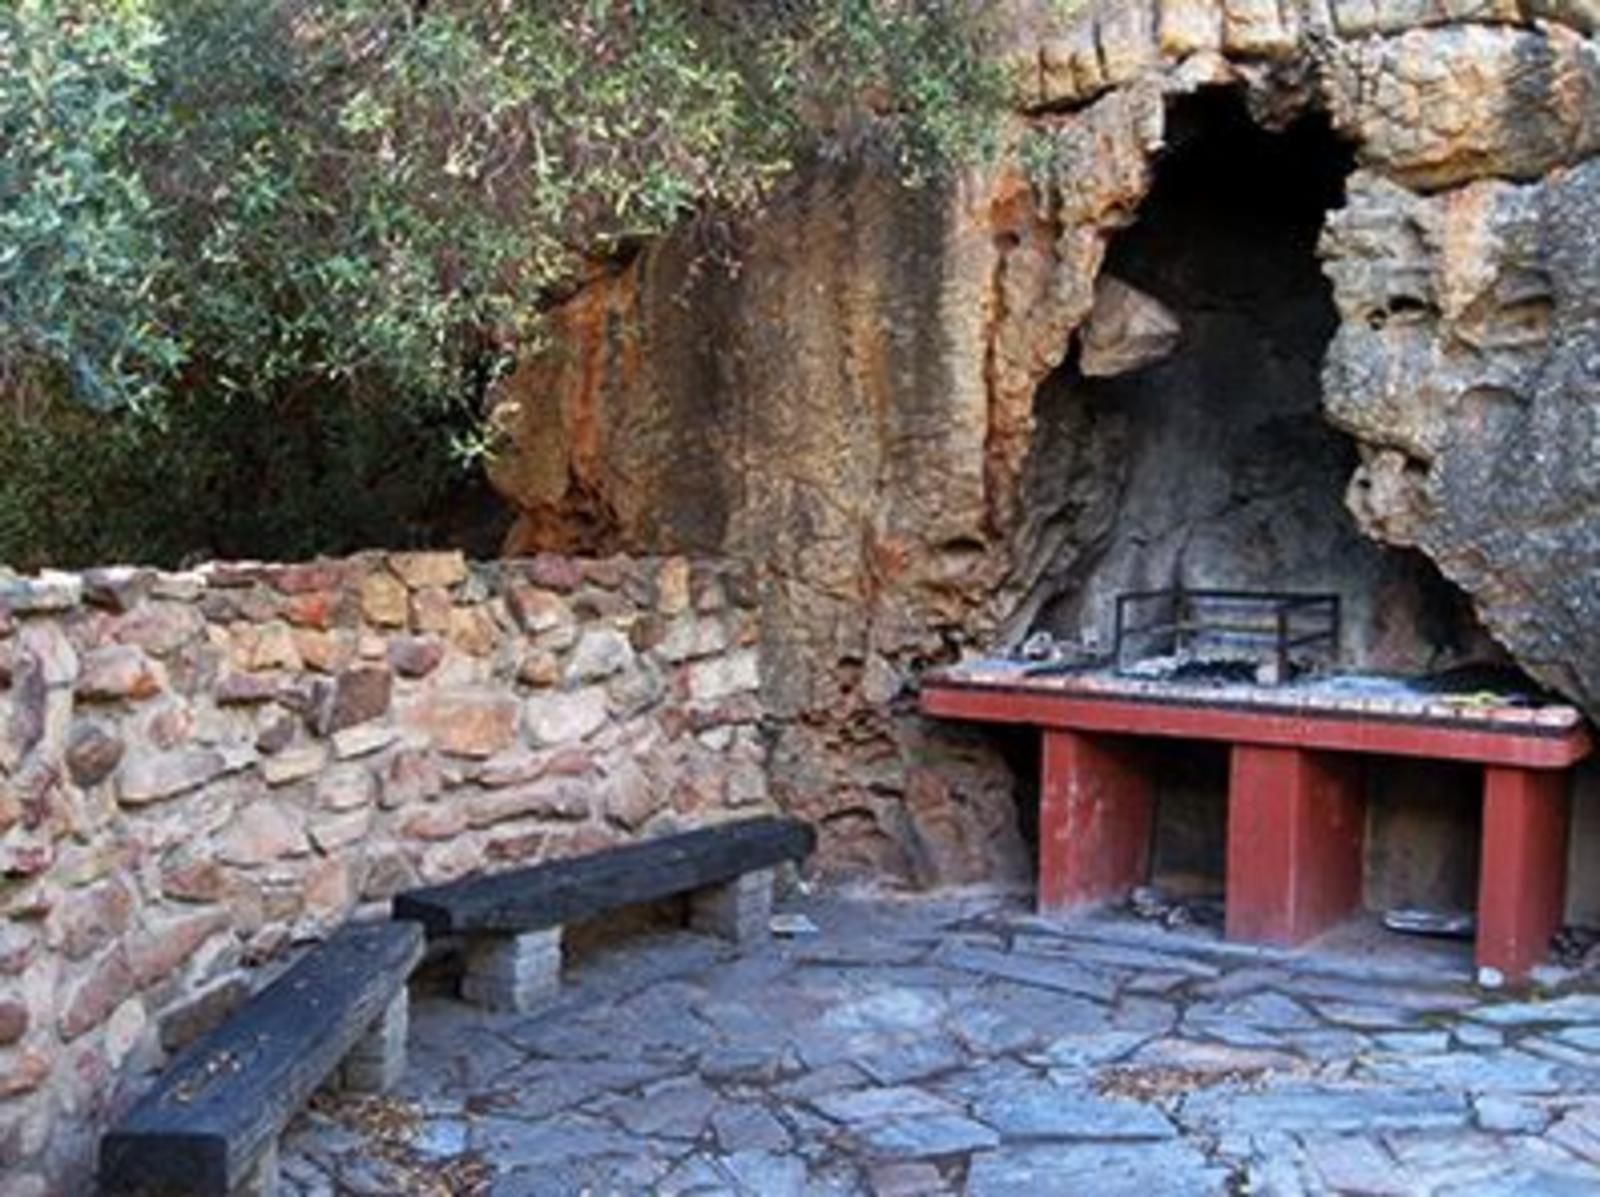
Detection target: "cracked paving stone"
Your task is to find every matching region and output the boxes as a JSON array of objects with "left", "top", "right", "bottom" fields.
[
  {"left": 930, "top": 1057, "right": 1036, "bottom": 1104},
  {"left": 1517, "top": 1035, "right": 1600, "bottom": 1067},
  {"left": 1474, "top": 1094, "right": 1554, "bottom": 1133},
  {"left": 774, "top": 1062, "right": 867, "bottom": 1101},
  {"left": 851, "top": 1113, "right": 1000, "bottom": 1160},
  {"left": 1190, "top": 1022, "right": 1283, "bottom": 1049},
  {"left": 598, "top": 1075, "right": 719, "bottom": 1140},
  {"left": 503, "top": 1015, "right": 624, "bottom": 1061},
  {"left": 1112, "top": 995, "right": 1179, "bottom": 1034},
  {"left": 1373, "top": 1030, "right": 1451, "bottom": 1054},
  {"left": 1187, "top": 991, "right": 1321, "bottom": 1033},
  {"left": 1384, "top": 1128, "right": 1532, "bottom": 1186},
  {"left": 1299, "top": 1134, "right": 1411, "bottom": 1195},
  {"left": 1547, "top": 1105, "right": 1600, "bottom": 1164},
  {"left": 1129, "top": 1035, "right": 1301, "bottom": 1075},
  {"left": 946, "top": 982, "right": 1111, "bottom": 1055},
  {"left": 1454, "top": 1022, "right": 1505, "bottom": 1049},
  {"left": 857, "top": 1034, "right": 968, "bottom": 1084},
  {"left": 1554, "top": 1025, "right": 1600, "bottom": 1052},
  {"left": 868, "top": 1161, "right": 954, "bottom": 1196},
  {"left": 1204, "top": 968, "right": 1474, "bottom": 1013},
  {"left": 698, "top": 1042, "right": 791, "bottom": 1084},
  {"left": 1280, "top": 1027, "right": 1372, "bottom": 1061},
  {"left": 810, "top": 1084, "right": 956, "bottom": 1124},
  {"left": 973, "top": 1079, "right": 1176, "bottom": 1140},
  {"left": 1179, "top": 1085, "right": 1470, "bottom": 1135},
  {"left": 276, "top": 894, "right": 1600, "bottom": 1197},
  {"left": 469, "top": 1112, "right": 636, "bottom": 1171},
  {"left": 1012, "top": 934, "right": 1221, "bottom": 980},
  {"left": 711, "top": 1102, "right": 793, "bottom": 1153},
  {"left": 966, "top": 1140, "right": 1228, "bottom": 1197},
  {"left": 792, "top": 938, "right": 930, "bottom": 967},
  {"left": 1313, "top": 1000, "right": 1421, "bottom": 1030},
  {"left": 1126, "top": 971, "right": 1193, "bottom": 995},
  {"left": 482, "top": 1057, "right": 680, "bottom": 1120},
  {"left": 1358, "top": 1050, "right": 1564, "bottom": 1094},
  {"left": 1026, "top": 1029, "right": 1152, "bottom": 1070},
  {"left": 935, "top": 943, "right": 1118, "bottom": 1001},
  {"left": 819, "top": 987, "right": 945, "bottom": 1034},
  {"left": 718, "top": 1149, "right": 808, "bottom": 1196},
  {"left": 1466, "top": 994, "right": 1600, "bottom": 1026},
  {"left": 1448, "top": 1170, "right": 1600, "bottom": 1197},
  {"left": 492, "top": 1152, "right": 670, "bottom": 1196}
]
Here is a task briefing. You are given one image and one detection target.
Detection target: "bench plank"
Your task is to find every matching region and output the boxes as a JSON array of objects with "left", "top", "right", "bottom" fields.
[
  {"left": 100, "top": 920, "right": 423, "bottom": 1196},
  {"left": 392, "top": 816, "right": 815, "bottom": 935}
]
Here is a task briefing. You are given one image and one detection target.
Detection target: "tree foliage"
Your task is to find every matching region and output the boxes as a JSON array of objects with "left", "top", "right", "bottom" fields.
[{"left": 0, "top": 0, "right": 1004, "bottom": 567}]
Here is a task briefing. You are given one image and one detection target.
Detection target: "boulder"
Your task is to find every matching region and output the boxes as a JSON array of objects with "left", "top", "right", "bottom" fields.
[{"left": 1078, "top": 276, "right": 1182, "bottom": 377}]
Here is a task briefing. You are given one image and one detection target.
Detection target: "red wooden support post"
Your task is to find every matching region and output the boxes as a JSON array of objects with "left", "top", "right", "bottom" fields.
[
  {"left": 1038, "top": 730, "right": 1153, "bottom": 913},
  {"left": 1477, "top": 766, "right": 1569, "bottom": 981},
  {"left": 1226, "top": 744, "right": 1366, "bottom": 945}
]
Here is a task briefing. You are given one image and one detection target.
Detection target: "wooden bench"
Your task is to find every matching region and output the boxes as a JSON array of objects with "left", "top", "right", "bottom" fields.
[
  {"left": 392, "top": 816, "right": 815, "bottom": 1011},
  {"left": 100, "top": 921, "right": 423, "bottom": 1197}
]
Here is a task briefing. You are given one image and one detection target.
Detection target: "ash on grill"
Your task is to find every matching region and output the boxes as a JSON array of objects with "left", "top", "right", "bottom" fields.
[
  {"left": 1114, "top": 588, "right": 1341, "bottom": 684},
  {"left": 1020, "top": 587, "right": 1342, "bottom": 686}
]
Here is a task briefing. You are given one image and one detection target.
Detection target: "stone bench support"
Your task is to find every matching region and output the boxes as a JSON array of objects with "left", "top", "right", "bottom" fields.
[
  {"left": 461, "top": 927, "right": 564, "bottom": 1013},
  {"left": 338, "top": 988, "right": 411, "bottom": 1093},
  {"left": 689, "top": 868, "right": 774, "bottom": 945}
]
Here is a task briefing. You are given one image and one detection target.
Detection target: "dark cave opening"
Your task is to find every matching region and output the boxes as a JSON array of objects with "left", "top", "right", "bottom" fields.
[
  {"left": 1007, "top": 89, "right": 1502, "bottom": 909},
  {"left": 1026, "top": 88, "right": 1483, "bottom": 671}
]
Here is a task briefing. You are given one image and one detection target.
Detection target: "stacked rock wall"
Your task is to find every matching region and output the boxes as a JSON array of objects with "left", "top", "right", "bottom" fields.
[{"left": 0, "top": 552, "right": 767, "bottom": 1195}]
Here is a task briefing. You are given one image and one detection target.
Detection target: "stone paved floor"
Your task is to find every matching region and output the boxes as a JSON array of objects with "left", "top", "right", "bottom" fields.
[{"left": 280, "top": 894, "right": 1600, "bottom": 1195}]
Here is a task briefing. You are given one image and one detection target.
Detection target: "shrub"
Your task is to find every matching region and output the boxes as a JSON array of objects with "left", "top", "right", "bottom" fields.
[{"left": 0, "top": 1, "right": 1005, "bottom": 565}]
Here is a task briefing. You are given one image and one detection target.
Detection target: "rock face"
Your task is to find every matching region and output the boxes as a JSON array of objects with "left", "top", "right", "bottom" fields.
[
  {"left": 1324, "top": 163, "right": 1600, "bottom": 705},
  {"left": 489, "top": 1, "right": 1600, "bottom": 881}
]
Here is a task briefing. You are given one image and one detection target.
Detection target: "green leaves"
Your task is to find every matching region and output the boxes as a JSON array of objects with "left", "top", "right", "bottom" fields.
[
  {"left": 0, "top": 0, "right": 1005, "bottom": 565},
  {"left": 0, "top": 0, "right": 177, "bottom": 411}
]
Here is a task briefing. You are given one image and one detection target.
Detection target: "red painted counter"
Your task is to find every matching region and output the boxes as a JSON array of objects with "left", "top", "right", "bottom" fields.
[{"left": 921, "top": 667, "right": 1593, "bottom": 981}]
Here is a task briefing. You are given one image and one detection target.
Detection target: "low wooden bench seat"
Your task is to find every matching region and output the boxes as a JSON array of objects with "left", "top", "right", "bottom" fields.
[
  {"left": 392, "top": 815, "right": 815, "bottom": 1011},
  {"left": 100, "top": 921, "right": 423, "bottom": 1197}
]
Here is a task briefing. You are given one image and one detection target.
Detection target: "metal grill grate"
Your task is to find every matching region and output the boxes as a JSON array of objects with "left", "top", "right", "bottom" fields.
[{"left": 1112, "top": 588, "right": 1341, "bottom": 683}]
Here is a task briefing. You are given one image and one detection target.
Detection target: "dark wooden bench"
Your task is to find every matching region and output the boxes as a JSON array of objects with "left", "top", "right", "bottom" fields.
[
  {"left": 393, "top": 815, "right": 815, "bottom": 1011},
  {"left": 100, "top": 920, "right": 423, "bottom": 1197}
]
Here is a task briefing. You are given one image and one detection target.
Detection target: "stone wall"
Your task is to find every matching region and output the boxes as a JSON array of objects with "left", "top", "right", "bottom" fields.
[{"left": 0, "top": 551, "right": 768, "bottom": 1196}]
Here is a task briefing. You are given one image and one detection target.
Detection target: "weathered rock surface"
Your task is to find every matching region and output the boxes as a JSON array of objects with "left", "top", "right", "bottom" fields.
[
  {"left": 1324, "top": 160, "right": 1600, "bottom": 708},
  {"left": 488, "top": 0, "right": 1600, "bottom": 883}
]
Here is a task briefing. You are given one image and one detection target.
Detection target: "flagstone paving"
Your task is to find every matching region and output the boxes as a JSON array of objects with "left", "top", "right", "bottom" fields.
[{"left": 279, "top": 895, "right": 1600, "bottom": 1195}]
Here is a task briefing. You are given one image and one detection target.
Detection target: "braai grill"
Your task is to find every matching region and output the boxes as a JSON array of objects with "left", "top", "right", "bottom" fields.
[{"left": 1112, "top": 588, "right": 1341, "bottom": 683}]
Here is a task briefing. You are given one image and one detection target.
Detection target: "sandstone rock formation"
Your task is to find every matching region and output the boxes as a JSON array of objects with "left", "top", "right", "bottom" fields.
[
  {"left": 1077, "top": 277, "right": 1183, "bottom": 378},
  {"left": 490, "top": 0, "right": 1600, "bottom": 884}
]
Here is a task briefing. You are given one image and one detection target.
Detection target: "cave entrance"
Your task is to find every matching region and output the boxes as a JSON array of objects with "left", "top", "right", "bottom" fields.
[{"left": 1014, "top": 88, "right": 1502, "bottom": 932}]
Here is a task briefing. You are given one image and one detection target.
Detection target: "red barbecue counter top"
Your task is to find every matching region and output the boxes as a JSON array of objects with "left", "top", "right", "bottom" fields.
[
  {"left": 919, "top": 661, "right": 1594, "bottom": 982},
  {"left": 921, "top": 662, "right": 1592, "bottom": 767}
]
